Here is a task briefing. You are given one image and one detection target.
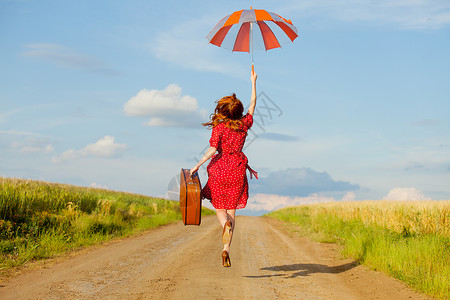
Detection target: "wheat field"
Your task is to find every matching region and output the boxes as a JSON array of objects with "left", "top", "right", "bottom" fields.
[
  {"left": 267, "top": 200, "right": 450, "bottom": 299},
  {"left": 304, "top": 200, "right": 450, "bottom": 237}
]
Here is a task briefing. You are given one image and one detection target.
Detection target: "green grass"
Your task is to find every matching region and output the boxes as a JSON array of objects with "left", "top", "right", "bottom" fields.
[
  {"left": 266, "top": 202, "right": 450, "bottom": 300},
  {"left": 0, "top": 177, "right": 214, "bottom": 275}
]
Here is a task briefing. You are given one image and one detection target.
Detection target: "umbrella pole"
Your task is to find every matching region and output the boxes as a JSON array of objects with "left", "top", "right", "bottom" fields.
[{"left": 251, "top": 21, "right": 254, "bottom": 73}]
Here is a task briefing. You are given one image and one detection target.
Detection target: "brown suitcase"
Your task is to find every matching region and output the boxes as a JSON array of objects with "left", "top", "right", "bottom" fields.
[{"left": 179, "top": 169, "right": 202, "bottom": 226}]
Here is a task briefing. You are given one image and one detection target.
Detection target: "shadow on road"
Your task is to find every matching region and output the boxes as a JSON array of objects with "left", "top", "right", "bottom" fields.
[{"left": 243, "top": 261, "right": 358, "bottom": 278}]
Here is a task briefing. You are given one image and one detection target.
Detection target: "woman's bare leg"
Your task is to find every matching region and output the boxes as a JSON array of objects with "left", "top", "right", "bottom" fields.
[
  {"left": 224, "top": 209, "right": 236, "bottom": 252},
  {"left": 215, "top": 209, "right": 236, "bottom": 253},
  {"left": 216, "top": 209, "right": 228, "bottom": 227}
]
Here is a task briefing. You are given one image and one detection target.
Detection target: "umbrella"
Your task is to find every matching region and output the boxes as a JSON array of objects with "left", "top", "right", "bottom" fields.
[{"left": 207, "top": 7, "right": 298, "bottom": 70}]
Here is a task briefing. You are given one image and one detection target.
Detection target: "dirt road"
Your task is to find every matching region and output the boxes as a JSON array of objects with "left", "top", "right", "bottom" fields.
[{"left": 0, "top": 216, "right": 431, "bottom": 299}]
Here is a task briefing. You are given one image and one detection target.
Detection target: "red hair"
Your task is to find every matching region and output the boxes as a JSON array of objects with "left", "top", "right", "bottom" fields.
[{"left": 202, "top": 93, "right": 244, "bottom": 131}]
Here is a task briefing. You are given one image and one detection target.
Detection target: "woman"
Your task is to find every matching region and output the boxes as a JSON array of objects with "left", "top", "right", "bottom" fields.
[{"left": 190, "top": 69, "right": 257, "bottom": 267}]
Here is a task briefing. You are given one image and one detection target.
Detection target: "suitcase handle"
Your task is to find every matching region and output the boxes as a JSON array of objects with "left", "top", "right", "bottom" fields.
[{"left": 189, "top": 171, "right": 198, "bottom": 180}]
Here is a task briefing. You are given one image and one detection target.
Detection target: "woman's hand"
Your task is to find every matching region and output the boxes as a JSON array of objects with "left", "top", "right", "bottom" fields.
[
  {"left": 189, "top": 166, "right": 199, "bottom": 176},
  {"left": 251, "top": 68, "right": 257, "bottom": 83}
]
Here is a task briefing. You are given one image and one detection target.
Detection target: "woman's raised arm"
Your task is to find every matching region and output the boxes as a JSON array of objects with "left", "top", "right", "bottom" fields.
[{"left": 247, "top": 68, "right": 257, "bottom": 116}]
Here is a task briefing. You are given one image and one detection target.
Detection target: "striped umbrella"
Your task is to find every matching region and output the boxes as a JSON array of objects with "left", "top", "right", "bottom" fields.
[{"left": 207, "top": 7, "right": 298, "bottom": 69}]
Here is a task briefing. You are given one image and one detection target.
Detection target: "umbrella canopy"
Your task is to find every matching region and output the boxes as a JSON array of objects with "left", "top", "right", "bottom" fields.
[{"left": 207, "top": 8, "right": 298, "bottom": 53}]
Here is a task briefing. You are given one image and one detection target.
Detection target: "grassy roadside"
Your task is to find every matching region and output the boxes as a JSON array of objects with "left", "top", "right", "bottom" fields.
[
  {"left": 266, "top": 201, "right": 450, "bottom": 299},
  {"left": 0, "top": 177, "right": 213, "bottom": 277}
]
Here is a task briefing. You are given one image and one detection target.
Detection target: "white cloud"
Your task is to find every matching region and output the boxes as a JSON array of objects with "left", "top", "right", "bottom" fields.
[
  {"left": 341, "top": 191, "right": 356, "bottom": 201},
  {"left": 6, "top": 133, "right": 55, "bottom": 155},
  {"left": 150, "top": 16, "right": 246, "bottom": 77},
  {"left": 0, "top": 129, "right": 43, "bottom": 137},
  {"left": 279, "top": 0, "right": 450, "bottom": 30},
  {"left": 52, "top": 136, "right": 127, "bottom": 163},
  {"left": 19, "top": 144, "right": 54, "bottom": 154},
  {"left": 89, "top": 182, "right": 109, "bottom": 190},
  {"left": 124, "top": 84, "right": 207, "bottom": 127},
  {"left": 383, "top": 187, "right": 431, "bottom": 201},
  {"left": 246, "top": 193, "right": 336, "bottom": 212},
  {"left": 22, "top": 43, "right": 119, "bottom": 75}
]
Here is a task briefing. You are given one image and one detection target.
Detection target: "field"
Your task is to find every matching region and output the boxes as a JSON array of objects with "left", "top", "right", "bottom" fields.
[
  {"left": 267, "top": 200, "right": 450, "bottom": 299},
  {"left": 0, "top": 177, "right": 213, "bottom": 277}
]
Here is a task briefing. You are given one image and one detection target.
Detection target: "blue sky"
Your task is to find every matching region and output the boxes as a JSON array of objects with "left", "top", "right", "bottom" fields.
[{"left": 1, "top": 0, "right": 449, "bottom": 215}]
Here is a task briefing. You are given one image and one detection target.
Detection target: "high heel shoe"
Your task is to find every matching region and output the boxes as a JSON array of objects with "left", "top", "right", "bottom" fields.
[
  {"left": 222, "top": 250, "right": 231, "bottom": 267},
  {"left": 222, "top": 220, "right": 232, "bottom": 244}
]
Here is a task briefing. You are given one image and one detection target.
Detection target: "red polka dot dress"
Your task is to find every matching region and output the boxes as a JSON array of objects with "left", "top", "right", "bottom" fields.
[{"left": 202, "top": 113, "right": 257, "bottom": 210}]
